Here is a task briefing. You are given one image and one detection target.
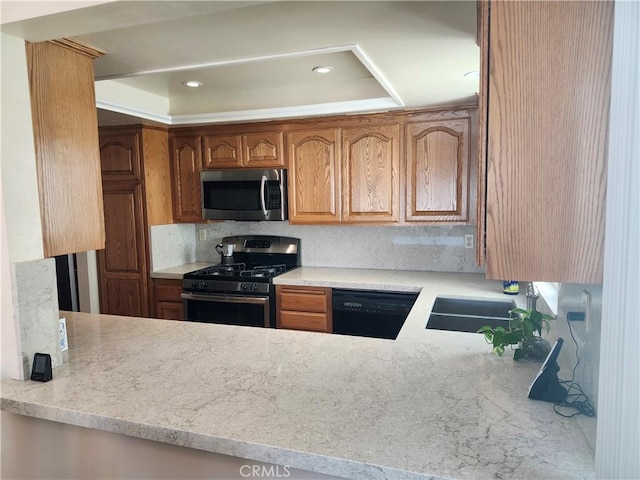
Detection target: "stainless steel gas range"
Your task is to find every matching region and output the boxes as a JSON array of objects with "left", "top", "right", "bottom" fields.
[{"left": 181, "top": 235, "right": 300, "bottom": 328}]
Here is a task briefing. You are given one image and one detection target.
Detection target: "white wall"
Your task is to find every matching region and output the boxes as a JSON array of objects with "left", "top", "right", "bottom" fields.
[
  {"left": 0, "top": 179, "right": 20, "bottom": 380},
  {"left": 0, "top": 32, "right": 47, "bottom": 381},
  {"left": 595, "top": 1, "right": 640, "bottom": 477},
  {"left": 0, "top": 32, "right": 44, "bottom": 263}
]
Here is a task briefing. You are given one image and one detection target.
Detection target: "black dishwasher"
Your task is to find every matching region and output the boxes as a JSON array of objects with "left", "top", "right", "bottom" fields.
[{"left": 332, "top": 289, "right": 418, "bottom": 340}]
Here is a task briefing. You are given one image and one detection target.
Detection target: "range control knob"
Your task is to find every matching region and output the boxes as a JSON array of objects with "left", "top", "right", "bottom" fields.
[
  {"left": 201, "top": 282, "right": 208, "bottom": 289},
  {"left": 191, "top": 281, "right": 199, "bottom": 288},
  {"left": 241, "top": 283, "right": 249, "bottom": 291},
  {"left": 251, "top": 284, "right": 259, "bottom": 291}
]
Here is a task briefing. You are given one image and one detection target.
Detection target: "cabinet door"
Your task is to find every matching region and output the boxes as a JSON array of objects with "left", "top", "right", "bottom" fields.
[
  {"left": 99, "top": 132, "right": 141, "bottom": 182},
  {"left": 203, "top": 134, "right": 242, "bottom": 169},
  {"left": 156, "top": 302, "right": 184, "bottom": 321},
  {"left": 287, "top": 129, "right": 341, "bottom": 223},
  {"left": 485, "top": 1, "right": 612, "bottom": 283},
  {"left": 170, "top": 135, "right": 203, "bottom": 223},
  {"left": 243, "top": 131, "right": 285, "bottom": 167},
  {"left": 27, "top": 41, "right": 105, "bottom": 257},
  {"left": 153, "top": 279, "right": 184, "bottom": 320},
  {"left": 342, "top": 125, "right": 400, "bottom": 223},
  {"left": 97, "top": 182, "right": 149, "bottom": 317},
  {"left": 406, "top": 119, "right": 469, "bottom": 222}
]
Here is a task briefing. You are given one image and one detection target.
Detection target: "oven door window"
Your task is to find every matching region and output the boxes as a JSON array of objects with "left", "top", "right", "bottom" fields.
[{"left": 183, "top": 294, "right": 269, "bottom": 328}]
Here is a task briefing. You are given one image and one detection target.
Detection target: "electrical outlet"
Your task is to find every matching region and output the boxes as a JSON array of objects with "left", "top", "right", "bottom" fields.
[
  {"left": 464, "top": 234, "right": 474, "bottom": 249},
  {"left": 198, "top": 228, "right": 207, "bottom": 242}
]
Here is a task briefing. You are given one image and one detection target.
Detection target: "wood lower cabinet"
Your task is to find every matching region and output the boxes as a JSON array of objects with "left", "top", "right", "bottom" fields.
[
  {"left": 342, "top": 124, "right": 400, "bottom": 223},
  {"left": 276, "top": 286, "right": 332, "bottom": 333},
  {"left": 406, "top": 118, "right": 469, "bottom": 222},
  {"left": 153, "top": 279, "right": 184, "bottom": 320},
  {"left": 98, "top": 126, "right": 172, "bottom": 318},
  {"left": 287, "top": 128, "right": 341, "bottom": 223},
  {"left": 171, "top": 135, "right": 203, "bottom": 222}
]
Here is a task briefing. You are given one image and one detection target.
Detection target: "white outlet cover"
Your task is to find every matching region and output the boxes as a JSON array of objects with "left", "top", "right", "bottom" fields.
[{"left": 59, "top": 317, "right": 68, "bottom": 352}]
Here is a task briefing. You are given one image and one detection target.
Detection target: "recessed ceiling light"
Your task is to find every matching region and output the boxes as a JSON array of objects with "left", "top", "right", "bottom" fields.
[
  {"left": 464, "top": 71, "right": 480, "bottom": 79},
  {"left": 312, "top": 66, "right": 333, "bottom": 74},
  {"left": 182, "top": 80, "right": 203, "bottom": 88}
]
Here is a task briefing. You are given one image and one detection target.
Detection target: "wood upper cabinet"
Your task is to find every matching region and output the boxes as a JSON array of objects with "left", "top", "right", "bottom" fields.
[
  {"left": 27, "top": 40, "right": 105, "bottom": 257},
  {"left": 342, "top": 124, "right": 400, "bottom": 223},
  {"left": 276, "top": 285, "right": 332, "bottom": 333},
  {"left": 406, "top": 118, "right": 469, "bottom": 222},
  {"left": 243, "top": 131, "right": 284, "bottom": 167},
  {"left": 203, "top": 134, "right": 242, "bottom": 168},
  {"left": 99, "top": 133, "right": 141, "bottom": 182},
  {"left": 171, "top": 135, "right": 203, "bottom": 222},
  {"left": 202, "top": 131, "right": 284, "bottom": 169},
  {"left": 482, "top": 1, "right": 612, "bottom": 283},
  {"left": 287, "top": 128, "right": 341, "bottom": 223}
]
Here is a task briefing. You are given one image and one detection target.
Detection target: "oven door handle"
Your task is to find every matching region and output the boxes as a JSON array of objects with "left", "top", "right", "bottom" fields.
[
  {"left": 181, "top": 293, "right": 269, "bottom": 305},
  {"left": 260, "top": 175, "right": 268, "bottom": 216}
]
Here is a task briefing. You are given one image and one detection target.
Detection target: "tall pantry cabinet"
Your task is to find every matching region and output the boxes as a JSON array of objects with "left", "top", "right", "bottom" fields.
[
  {"left": 97, "top": 126, "right": 173, "bottom": 317},
  {"left": 479, "top": 1, "right": 613, "bottom": 283}
]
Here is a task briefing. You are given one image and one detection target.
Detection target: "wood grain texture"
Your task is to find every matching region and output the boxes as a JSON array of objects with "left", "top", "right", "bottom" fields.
[
  {"left": 170, "top": 135, "right": 203, "bottom": 223},
  {"left": 99, "top": 133, "right": 141, "bottom": 181},
  {"left": 100, "top": 184, "right": 143, "bottom": 273},
  {"left": 97, "top": 182, "right": 149, "bottom": 317},
  {"left": 27, "top": 41, "right": 105, "bottom": 257},
  {"left": 141, "top": 127, "right": 172, "bottom": 226},
  {"left": 153, "top": 279, "right": 184, "bottom": 320},
  {"left": 287, "top": 128, "right": 341, "bottom": 223},
  {"left": 203, "top": 134, "right": 242, "bottom": 168},
  {"left": 276, "top": 286, "right": 332, "bottom": 333},
  {"left": 486, "top": 0, "right": 612, "bottom": 283},
  {"left": 243, "top": 131, "right": 285, "bottom": 167},
  {"left": 476, "top": 0, "right": 489, "bottom": 265},
  {"left": 102, "top": 277, "right": 146, "bottom": 317},
  {"left": 406, "top": 119, "right": 469, "bottom": 222},
  {"left": 342, "top": 124, "right": 400, "bottom": 223}
]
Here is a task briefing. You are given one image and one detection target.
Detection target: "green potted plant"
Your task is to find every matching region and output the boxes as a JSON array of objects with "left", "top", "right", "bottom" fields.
[{"left": 478, "top": 308, "right": 555, "bottom": 360}]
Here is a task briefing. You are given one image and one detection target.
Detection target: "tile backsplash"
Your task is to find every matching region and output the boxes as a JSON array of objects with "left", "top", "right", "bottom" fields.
[{"left": 192, "top": 222, "right": 484, "bottom": 273}]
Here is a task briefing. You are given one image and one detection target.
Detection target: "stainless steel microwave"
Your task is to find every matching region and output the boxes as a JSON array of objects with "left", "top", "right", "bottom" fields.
[{"left": 201, "top": 168, "right": 288, "bottom": 221}]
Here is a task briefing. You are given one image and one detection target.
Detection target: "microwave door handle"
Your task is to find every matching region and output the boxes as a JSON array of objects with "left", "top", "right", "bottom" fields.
[{"left": 260, "top": 175, "right": 268, "bottom": 216}]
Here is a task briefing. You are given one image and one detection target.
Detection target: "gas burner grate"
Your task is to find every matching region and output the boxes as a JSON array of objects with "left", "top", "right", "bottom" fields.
[
  {"left": 239, "top": 264, "right": 289, "bottom": 278},
  {"left": 198, "top": 263, "right": 246, "bottom": 277}
]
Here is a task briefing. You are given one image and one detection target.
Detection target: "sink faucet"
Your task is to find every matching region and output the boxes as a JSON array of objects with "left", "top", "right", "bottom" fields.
[{"left": 526, "top": 282, "right": 540, "bottom": 310}]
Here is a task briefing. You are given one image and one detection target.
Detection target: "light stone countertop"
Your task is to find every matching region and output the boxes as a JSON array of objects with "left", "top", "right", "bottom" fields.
[
  {"left": 1, "top": 268, "right": 595, "bottom": 480},
  {"left": 150, "top": 262, "right": 213, "bottom": 279}
]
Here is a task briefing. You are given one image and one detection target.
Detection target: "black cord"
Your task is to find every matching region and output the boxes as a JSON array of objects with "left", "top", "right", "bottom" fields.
[{"left": 552, "top": 314, "right": 596, "bottom": 418}]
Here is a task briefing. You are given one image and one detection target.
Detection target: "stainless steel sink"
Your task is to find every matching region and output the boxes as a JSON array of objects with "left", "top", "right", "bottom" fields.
[{"left": 426, "top": 297, "right": 515, "bottom": 333}]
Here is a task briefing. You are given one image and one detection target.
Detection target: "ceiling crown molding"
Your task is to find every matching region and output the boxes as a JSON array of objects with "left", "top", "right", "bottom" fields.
[{"left": 49, "top": 38, "right": 105, "bottom": 59}]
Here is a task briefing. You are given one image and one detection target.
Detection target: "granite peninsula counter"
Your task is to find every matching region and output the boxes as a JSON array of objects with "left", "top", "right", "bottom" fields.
[{"left": 1, "top": 269, "right": 595, "bottom": 479}]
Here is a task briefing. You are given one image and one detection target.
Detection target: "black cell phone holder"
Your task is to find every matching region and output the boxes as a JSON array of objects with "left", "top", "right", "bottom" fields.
[{"left": 30, "top": 353, "right": 52, "bottom": 382}]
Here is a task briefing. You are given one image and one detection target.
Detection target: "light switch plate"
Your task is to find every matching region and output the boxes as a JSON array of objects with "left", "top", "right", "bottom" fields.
[{"left": 198, "top": 228, "right": 207, "bottom": 242}]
